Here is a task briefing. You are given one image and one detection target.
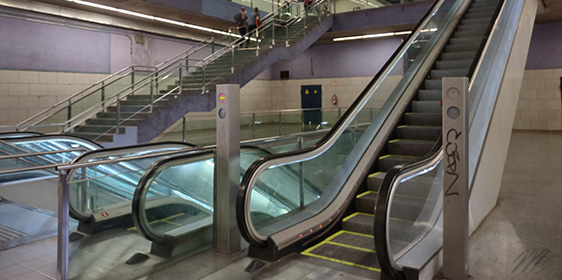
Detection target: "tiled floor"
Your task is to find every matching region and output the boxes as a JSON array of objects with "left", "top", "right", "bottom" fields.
[{"left": 1, "top": 130, "right": 562, "bottom": 279}]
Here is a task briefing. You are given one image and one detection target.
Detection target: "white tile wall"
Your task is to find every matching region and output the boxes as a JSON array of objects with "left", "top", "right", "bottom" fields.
[
  {"left": 0, "top": 70, "right": 109, "bottom": 126},
  {"left": 514, "top": 68, "right": 562, "bottom": 131},
  {"left": 2, "top": 68, "right": 559, "bottom": 131}
]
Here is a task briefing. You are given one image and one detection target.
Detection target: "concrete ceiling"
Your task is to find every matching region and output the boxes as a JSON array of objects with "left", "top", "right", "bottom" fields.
[{"left": 30, "top": 0, "right": 562, "bottom": 41}]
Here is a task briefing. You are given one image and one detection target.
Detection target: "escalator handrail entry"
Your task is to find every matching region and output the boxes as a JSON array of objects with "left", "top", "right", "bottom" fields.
[
  {"left": 237, "top": 0, "right": 446, "bottom": 247},
  {"left": 132, "top": 145, "right": 274, "bottom": 243}
]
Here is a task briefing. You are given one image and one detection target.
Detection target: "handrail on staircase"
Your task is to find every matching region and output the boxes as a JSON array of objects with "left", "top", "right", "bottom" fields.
[{"left": 6, "top": 1, "right": 332, "bottom": 139}]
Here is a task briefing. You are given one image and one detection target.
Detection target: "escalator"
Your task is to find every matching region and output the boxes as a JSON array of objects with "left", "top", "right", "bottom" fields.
[
  {"left": 0, "top": 135, "right": 101, "bottom": 184},
  {"left": 236, "top": 0, "right": 531, "bottom": 277}
]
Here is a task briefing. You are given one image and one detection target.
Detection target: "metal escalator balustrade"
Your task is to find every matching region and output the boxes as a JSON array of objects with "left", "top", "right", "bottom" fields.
[
  {"left": 0, "top": 135, "right": 101, "bottom": 183},
  {"left": 236, "top": 0, "right": 501, "bottom": 268},
  {"left": 375, "top": 0, "right": 531, "bottom": 277}
]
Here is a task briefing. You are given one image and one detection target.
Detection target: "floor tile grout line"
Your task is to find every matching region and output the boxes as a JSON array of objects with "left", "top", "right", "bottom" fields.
[{"left": 2, "top": 253, "right": 56, "bottom": 280}]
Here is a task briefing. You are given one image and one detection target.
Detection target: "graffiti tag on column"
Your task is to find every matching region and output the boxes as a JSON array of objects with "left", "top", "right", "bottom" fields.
[{"left": 445, "top": 128, "right": 461, "bottom": 196}]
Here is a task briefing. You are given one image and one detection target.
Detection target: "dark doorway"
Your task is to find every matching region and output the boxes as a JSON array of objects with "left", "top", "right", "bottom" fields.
[{"left": 301, "top": 85, "right": 322, "bottom": 130}]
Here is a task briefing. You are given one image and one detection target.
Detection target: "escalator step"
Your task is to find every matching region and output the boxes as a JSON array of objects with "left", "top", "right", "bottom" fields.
[
  {"left": 424, "top": 79, "right": 442, "bottom": 89},
  {"left": 404, "top": 112, "right": 442, "bottom": 126},
  {"left": 418, "top": 89, "right": 442, "bottom": 101},
  {"left": 367, "top": 172, "right": 386, "bottom": 191},
  {"left": 387, "top": 139, "right": 435, "bottom": 157},
  {"left": 456, "top": 23, "right": 489, "bottom": 32},
  {"left": 342, "top": 213, "right": 375, "bottom": 235},
  {"left": 396, "top": 125, "right": 441, "bottom": 140},
  {"left": 355, "top": 191, "right": 377, "bottom": 214},
  {"left": 454, "top": 28, "right": 487, "bottom": 38},
  {"left": 302, "top": 239, "right": 380, "bottom": 271},
  {"left": 435, "top": 59, "right": 473, "bottom": 69},
  {"left": 445, "top": 41, "right": 481, "bottom": 52},
  {"left": 378, "top": 155, "right": 420, "bottom": 172},
  {"left": 431, "top": 68, "right": 469, "bottom": 79},
  {"left": 441, "top": 50, "right": 477, "bottom": 61},
  {"left": 411, "top": 100, "right": 441, "bottom": 113}
]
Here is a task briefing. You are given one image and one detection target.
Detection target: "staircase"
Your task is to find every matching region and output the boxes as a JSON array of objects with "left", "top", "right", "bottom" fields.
[
  {"left": 302, "top": 0, "right": 501, "bottom": 271},
  {"left": 68, "top": 4, "right": 333, "bottom": 145}
]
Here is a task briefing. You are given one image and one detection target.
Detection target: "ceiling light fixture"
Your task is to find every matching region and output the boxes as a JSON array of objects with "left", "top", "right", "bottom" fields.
[
  {"left": 66, "top": 0, "right": 231, "bottom": 36},
  {"left": 333, "top": 30, "right": 412, "bottom": 42}
]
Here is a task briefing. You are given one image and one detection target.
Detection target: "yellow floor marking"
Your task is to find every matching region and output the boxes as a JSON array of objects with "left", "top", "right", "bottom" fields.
[
  {"left": 340, "top": 230, "right": 374, "bottom": 238},
  {"left": 301, "top": 251, "right": 381, "bottom": 272},
  {"left": 127, "top": 212, "right": 186, "bottom": 231},
  {"left": 325, "top": 241, "right": 376, "bottom": 253}
]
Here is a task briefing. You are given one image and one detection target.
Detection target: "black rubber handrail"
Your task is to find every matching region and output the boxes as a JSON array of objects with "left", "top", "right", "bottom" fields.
[
  {"left": 467, "top": 0, "right": 505, "bottom": 79},
  {"left": 374, "top": 138, "right": 442, "bottom": 280},
  {"left": 66, "top": 141, "right": 194, "bottom": 221},
  {"left": 132, "top": 145, "right": 274, "bottom": 243},
  {"left": 237, "top": 0, "right": 444, "bottom": 248},
  {"left": 373, "top": 0, "right": 506, "bottom": 278}
]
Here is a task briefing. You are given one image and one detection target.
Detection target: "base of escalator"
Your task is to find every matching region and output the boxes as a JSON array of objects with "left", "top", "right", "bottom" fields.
[{"left": 302, "top": 230, "right": 381, "bottom": 272}]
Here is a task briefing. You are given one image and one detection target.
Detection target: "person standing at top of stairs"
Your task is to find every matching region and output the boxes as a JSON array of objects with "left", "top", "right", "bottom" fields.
[{"left": 235, "top": 7, "right": 248, "bottom": 47}]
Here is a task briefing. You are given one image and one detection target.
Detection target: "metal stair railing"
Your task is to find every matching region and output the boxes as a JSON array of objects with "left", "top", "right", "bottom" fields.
[{"left": 4, "top": 1, "right": 332, "bottom": 141}]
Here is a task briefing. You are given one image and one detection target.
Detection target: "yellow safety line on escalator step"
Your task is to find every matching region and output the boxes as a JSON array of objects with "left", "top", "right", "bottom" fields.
[
  {"left": 325, "top": 230, "right": 346, "bottom": 241},
  {"left": 356, "top": 191, "right": 377, "bottom": 199},
  {"left": 325, "top": 241, "right": 376, "bottom": 253},
  {"left": 340, "top": 230, "right": 374, "bottom": 238},
  {"left": 128, "top": 212, "right": 186, "bottom": 231},
  {"left": 368, "top": 171, "right": 385, "bottom": 178},
  {"left": 301, "top": 250, "right": 381, "bottom": 272}
]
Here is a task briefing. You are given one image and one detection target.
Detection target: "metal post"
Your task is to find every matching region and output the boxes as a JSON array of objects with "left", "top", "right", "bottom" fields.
[
  {"left": 182, "top": 116, "right": 186, "bottom": 143},
  {"left": 67, "top": 100, "right": 72, "bottom": 122},
  {"left": 57, "top": 171, "right": 69, "bottom": 280},
  {"left": 101, "top": 81, "right": 105, "bottom": 110},
  {"left": 211, "top": 39, "right": 215, "bottom": 54},
  {"left": 231, "top": 48, "right": 235, "bottom": 74},
  {"left": 301, "top": 111, "right": 304, "bottom": 132},
  {"left": 214, "top": 84, "right": 241, "bottom": 256},
  {"left": 298, "top": 136, "right": 304, "bottom": 209},
  {"left": 131, "top": 67, "right": 135, "bottom": 93},
  {"left": 252, "top": 113, "right": 256, "bottom": 139},
  {"left": 278, "top": 111, "right": 282, "bottom": 136},
  {"left": 442, "top": 77, "right": 469, "bottom": 280},
  {"left": 272, "top": 21, "right": 276, "bottom": 46},
  {"left": 179, "top": 67, "right": 183, "bottom": 95},
  {"left": 338, "top": 107, "right": 342, "bottom": 119},
  {"left": 202, "top": 67, "right": 206, "bottom": 94},
  {"left": 116, "top": 94, "right": 120, "bottom": 131},
  {"left": 285, "top": 24, "right": 289, "bottom": 47},
  {"left": 150, "top": 79, "right": 154, "bottom": 113}
]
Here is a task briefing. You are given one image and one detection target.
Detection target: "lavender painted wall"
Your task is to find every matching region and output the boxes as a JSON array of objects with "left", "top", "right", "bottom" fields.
[
  {"left": 270, "top": 37, "right": 403, "bottom": 80},
  {"left": 333, "top": 0, "right": 433, "bottom": 32},
  {"left": 526, "top": 22, "right": 562, "bottom": 70},
  {"left": 0, "top": 16, "right": 203, "bottom": 74},
  {"left": 0, "top": 17, "right": 110, "bottom": 73}
]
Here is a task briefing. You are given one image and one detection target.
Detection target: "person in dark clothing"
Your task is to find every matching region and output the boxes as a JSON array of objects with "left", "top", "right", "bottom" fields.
[
  {"left": 248, "top": 7, "right": 262, "bottom": 33},
  {"left": 234, "top": 7, "right": 248, "bottom": 46}
]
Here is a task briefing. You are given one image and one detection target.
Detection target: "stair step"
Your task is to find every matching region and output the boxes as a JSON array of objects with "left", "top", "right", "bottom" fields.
[
  {"left": 73, "top": 125, "right": 126, "bottom": 134},
  {"left": 412, "top": 100, "right": 441, "bottom": 113},
  {"left": 397, "top": 125, "right": 442, "bottom": 140},
  {"left": 404, "top": 113, "right": 442, "bottom": 126},
  {"left": 387, "top": 139, "right": 435, "bottom": 157},
  {"left": 72, "top": 132, "right": 115, "bottom": 141},
  {"left": 86, "top": 118, "right": 144, "bottom": 126},
  {"left": 378, "top": 155, "right": 420, "bottom": 172},
  {"left": 431, "top": 68, "right": 469, "bottom": 79}
]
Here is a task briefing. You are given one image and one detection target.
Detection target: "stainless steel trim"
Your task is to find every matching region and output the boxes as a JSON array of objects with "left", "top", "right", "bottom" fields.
[{"left": 243, "top": 0, "right": 450, "bottom": 244}]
